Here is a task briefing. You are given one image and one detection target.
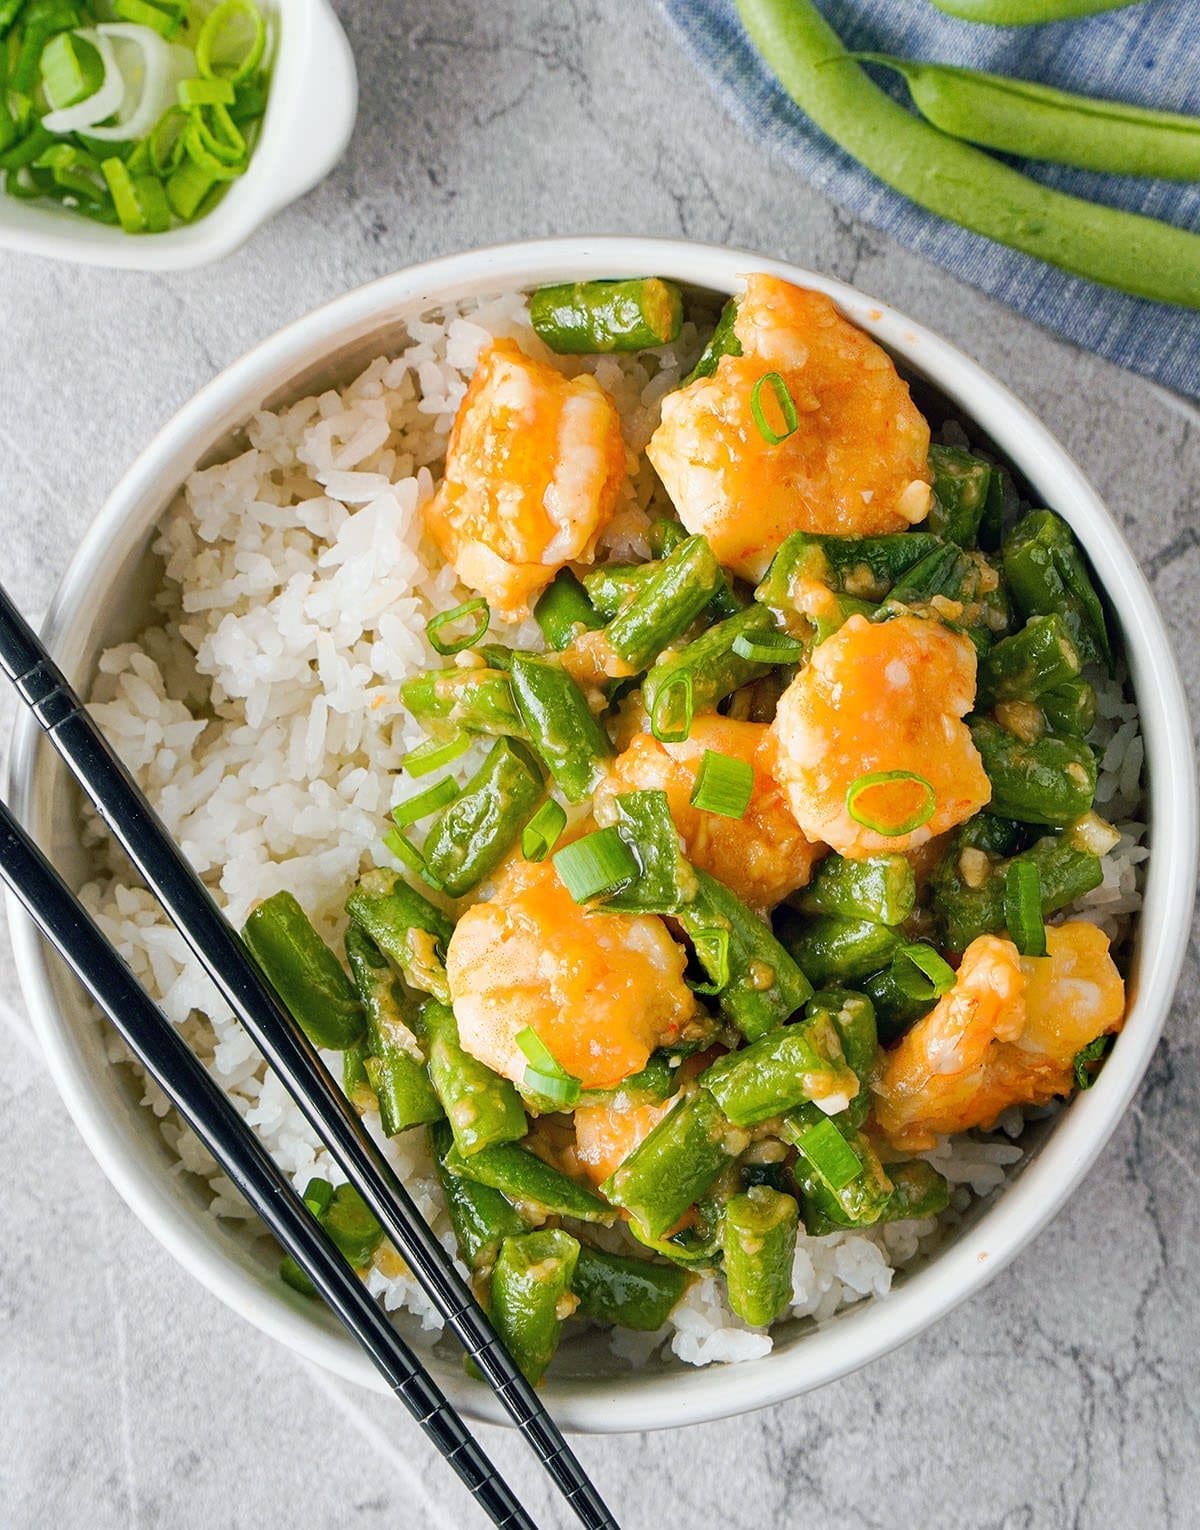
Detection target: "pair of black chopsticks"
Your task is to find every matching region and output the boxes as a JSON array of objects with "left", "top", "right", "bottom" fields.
[{"left": 0, "top": 583, "right": 618, "bottom": 1530}]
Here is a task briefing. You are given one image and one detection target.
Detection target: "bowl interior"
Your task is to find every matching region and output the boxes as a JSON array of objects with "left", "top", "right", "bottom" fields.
[{"left": 13, "top": 241, "right": 1195, "bottom": 1431}]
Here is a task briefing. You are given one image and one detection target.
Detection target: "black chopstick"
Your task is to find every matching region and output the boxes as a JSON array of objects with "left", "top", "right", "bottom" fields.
[
  {"left": 0, "top": 801, "right": 535, "bottom": 1530},
  {"left": 0, "top": 584, "right": 618, "bottom": 1530}
]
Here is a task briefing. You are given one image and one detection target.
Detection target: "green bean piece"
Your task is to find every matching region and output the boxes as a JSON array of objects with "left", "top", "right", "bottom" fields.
[
  {"left": 683, "top": 296, "right": 743, "bottom": 385},
  {"left": 421, "top": 738, "right": 544, "bottom": 897},
  {"left": 322, "top": 1182, "right": 386, "bottom": 1268},
  {"left": 678, "top": 870, "right": 812, "bottom": 1042},
  {"left": 1002, "top": 511, "right": 1112, "bottom": 669},
  {"left": 959, "top": 813, "right": 1027, "bottom": 858},
  {"left": 757, "top": 530, "right": 941, "bottom": 610},
  {"left": 344, "top": 926, "right": 442, "bottom": 1135},
  {"left": 643, "top": 604, "right": 777, "bottom": 723},
  {"left": 804, "top": 988, "right": 878, "bottom": 1129},
  {"left": 430, "top": 1121, "right": 528, "bottom": 1275},
  {"left": 701, "top": 1009, "right": 858, "bottom": 1127},
  {"left": 736, "top": 0, "right": 1200, "bottom": 308},
  {"left": 582, "top": 561, "right": 656, "bottom": 620},
  {"left": 279, "top": 1177, "right": 337, "bottom": 1296},
  {"left": 799, "top": 853, "right": 916, "bottom": 927},
  {"left": 602, "top": 1090, "right": 745, "bottom": 1239},
  {"left": 533, "top": 568, "right": 603, "bottom": 650},
  {"left": 1041, "top": 677, "right": 1097, "bottom": 738},
  {"left": 929, "top": 0, "right": 1145, "bottom": 25},
  {"left": 978, "top": 613, "right": 1081, "bottom": 709},
  {"left": 785, "top": 1109, "right": 894, "bottom": 1231},
  {"left": 780, "top": 912, "right": 903, "bottom": 987},
  {"left": 489, "top": 1229, "right": 580, "bottom": 1385},
  {"left": 346, "top": 868, "right": 454, "bottom": 1001},
  {"left": 342, "top": 1036, "right": 371, "bottom": 1101},
  {"left": 857, "top": 53, "right": 1200, "bottom": 182},
  {"left": 882, "top": 546, "right": 1010, "bottom": 651},
  {"left": 861, "top": 954, "right": 944, "bottom": 1044},
  {"left": 422, "top": 999, "right": 527, "bottom": 1157},
  {"left": 606, "top": 534, "right": 724, "bottom": 672},
  {"left": 509, "top": 652, "right": 612, "bottom": 804},
  {"left": 970, "top": 717, "right": 1097, "bottom": 826},
  {"left": 926, "top": 444, "right": 993, "bottom": 547},
  {"left": 571, "top": 1245, "right": 692, "bottom": 1331},
  {"left": 444, "top": 1140, "right": 614, "bottom": 1224},
  {"left": 932, "top": 831, "right": 1103, "bottom": 953},
  {"left": 400, "top": 666, "right": 526, "bottom": 739},
  {"left": 529, "top": 277, "right": 684, "bottom": 354},
  {"left": 720, "top": 1188, "right": 799, "bottom": 1327},
  {"left": 576, "top": 1051, "right": 681, "bottom": 1109},
  {"left": 881, "top": 1161, "right": 951, "bottom": 1222},
  {"left": 242, "top": 892, "right": 365, "bottom": 1050},
  {"left": 602, "top": 788, "right": 701, "bottom": 916}
]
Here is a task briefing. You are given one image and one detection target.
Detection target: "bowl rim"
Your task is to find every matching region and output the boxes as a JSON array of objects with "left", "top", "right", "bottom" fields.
[{"left": 8, "top": 235, "right": 1197, "bottom": 1433}]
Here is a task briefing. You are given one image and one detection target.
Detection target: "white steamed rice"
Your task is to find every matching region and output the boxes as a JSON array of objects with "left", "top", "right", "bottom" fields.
[{"left": 79, "top": 290, "right": 1147, "bottom": 1371}]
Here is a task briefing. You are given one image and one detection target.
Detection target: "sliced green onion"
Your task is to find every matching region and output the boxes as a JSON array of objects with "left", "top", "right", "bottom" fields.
[
  {"left": 426, "top": 598, "right": 490, "bottom": 657},
  {"left": 165, "top": 156, "right": 219, "bottom": 219},
  {"left": 133, "top": 172, "right": 170, "bottom": 232},
  {"left": 689, "top": 750, "right": 754, "bottom": 819},
  {"left": 36, "top": 143, "right": 107, "bottom": 205},
  {"left": 391, "top": 776, "right": 461, "bottom": 829},
  {"left": 382, "top": 826, "right": 445, "bottom": 891},
  {"left": 112, "top": 0, "right": 187, "bottom": 36},
  {"left": 186, "top": 101, "right": 246, "bottom": 165},
  {"left": 1073, "top": 1034, "right": 1112, "bottom": 1091},
  {"left": 750, "top": 371, "right": 800, "bottom": 446},
  {"left": 100, "top": 157, "right": 147, "bottom": 231},
  {"left": 181, "top": 119, "right": 244, "bottom": 179},
  {"left": 178, "top": 76, "right": 236, "bottom": 107},
  {"left": 552, "top": 826, "right": 638, "bottom": 903},
  {"left": 516, "top": 1026, "right": 582, "bottom": 1107},
  {"left": 689, "top": 926, "right": 731, "bottom": 995},
  {"left": 899, "top": 942, "right": 956, "bottom": 997},
  {"left": 649, "top": 669, "right": 694, "bottom": 744},
  {"left": 229, "top": 73, "right": 268, "bottom": 123},
  {"left": 40, "top": 31, "right": 103, "bottom": 111},
  {"left": 403, "top": 730, "right": 472, "bottom": 779},
  {"left": 195, "top": 0, "right": 267, "bottom": 84},
  {"left": 1004, "top": 860, "right": 1046, "bottom": 957},
  {"left": 148, "top": 105, "right": 188, "bottom": 173},
  {"left": 793, "top": 1115, "right": 862, "bottom": 1191},
  {"left": 845, "top": 771, "right": 936, "bottom": 837},
  {"left": 521, "top": 799, "right": 567, "bottom": 862},
  {"left": 730, "top": 630, "right": 804, "bottom": 664}
]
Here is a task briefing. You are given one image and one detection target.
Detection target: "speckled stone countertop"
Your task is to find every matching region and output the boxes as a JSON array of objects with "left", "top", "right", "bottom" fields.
[{"left": 1, "top": 3, "right": 1198, "bottom": 1527}]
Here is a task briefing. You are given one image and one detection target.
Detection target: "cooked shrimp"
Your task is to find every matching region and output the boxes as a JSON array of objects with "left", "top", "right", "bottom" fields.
[
  {"left": 646, "top": 275, "right": 932, "bottom": 579},
  {"left": 873, "top": 923, "right": 1126, "bottom": 1151},
  {"left": 424, "top": 339, "right": 627, "bottom": 617},
  {"left": 769, "top": 613, "right": 991, "bottom": 857},
  {"left": 573, "top": 1096, "right": 675, "bottom": 1188},
  {"left": 594, "top": 713, "right": 824, "bottom": 910},
  {"left": 444, "top": 855, "right": 696, "bottom": 1092}
]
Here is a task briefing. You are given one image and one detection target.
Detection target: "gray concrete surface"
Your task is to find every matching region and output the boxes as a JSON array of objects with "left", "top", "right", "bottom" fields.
[{"left": 1, "top": 2, "right": 1198, "bottom": 1527}]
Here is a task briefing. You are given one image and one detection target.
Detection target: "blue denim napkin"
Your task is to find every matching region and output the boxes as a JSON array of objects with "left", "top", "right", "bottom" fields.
[{"left": 655, "top": 0, "right": 1200, "bottom": 397}]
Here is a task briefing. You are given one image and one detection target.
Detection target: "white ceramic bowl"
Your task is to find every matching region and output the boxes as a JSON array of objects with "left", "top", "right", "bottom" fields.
[
  {"left": 8, "top": 238, "right": 1196, "bottom": 1432},
  {"left": 0, "top": 0, "right": 356, "bottom": 270}
]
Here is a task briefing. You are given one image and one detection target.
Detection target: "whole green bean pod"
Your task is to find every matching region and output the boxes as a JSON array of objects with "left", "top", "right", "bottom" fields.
[
  {"left": 444, "top": 1140, "right": 614, "bottom": 1225},
  {"left": 720, "top": 1187, "right": 799, "bottom": 1327},
  {"left": 489, "top": 1229, "right": 580, "bottom": 1386},
  {"left": 757, "top": 530, "right": 941, "bottom": 609},
  {"left": 683, "top": 296, "right": 743, "bottom": 385},
  {"left": 926, "top": 444, "right": 993, "bottom": 547},
  {"left": 780, "top": 913, "right": 903, "bottom": 987},
  {"left": 804, "top": 988, "right": 879, "bottom": 1129},
  {"left": 509, "top": 652, "right": 612, "bottom": 803},
  {"left": 642, "top": 604, "right": 777, "bottom": 722},
  {"left": 346, "top": 868, "right": 454, "bottom": 1001},
  {"left": 529, "top": 277, "right": 684, "bottom": 353},
  {"left": 422, "top": 999, "right": 527, "bottom": 1157},
  {"left": 430, "top": 1121, "right": 528, "bottom": 1274},
  {"left": 735, "top": 0, "right": 1200, "bottom": 308},
  {"left": 399, "top": 665, "right": 526, "bottom": 738},
  {"left": 571, "top": 1245, "right": 692, "bottom": 1331},
  {"left": 701, "top": 1011, "right": 859, "bottom": 1127},
  {"left": 582, "top": 562, "right": 656, "bottom": 620},
  {"left": 422, "top": 738, "right": 544, "bottom": 897},
  {"left": 1002, "top": 511, "right": 1112, "bottom": 669},
  {"left": 605, "top": 534, "right": 724, "bottom": 671},
  {"left": 242, "top": 891, "right": 365, "bottom": 1050},
  {"left": 930, "top": 0, "right": 1144, "bottom": 23},
  {"left": 932, "top": 831, "right": 1104, "bottom": 952},
  {"left": 678, "top": 870, "right": 812, "bottom": 1042},
  {"left": 978, "top": 613, "right": 1081, "bottom": 709},
  {"left": 970, "top": 717, "right": 1097, "bottom": 825},
  {"left": 1041, "top": 677, "right": 1097, "bottom": 738},
  {"left": 799, "top": 852, "right": 916, "bottom": 927},
  {"left": 601, "top": 1090, "right": 746, "bottom": 1239},
  {"left": 856, "top": 53, "right": 1200, "bottom": 182},
  {"left": 344, "top": 926, "right": 442, "bottom": 1135}
]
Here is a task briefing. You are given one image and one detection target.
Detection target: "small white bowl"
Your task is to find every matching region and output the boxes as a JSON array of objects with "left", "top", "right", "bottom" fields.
[
  {"left": 8, "top": 238, "right": 1196, "bottom": 1432},
  {"left": 0, "top": 0, "right": 356, "bottom": 270}
]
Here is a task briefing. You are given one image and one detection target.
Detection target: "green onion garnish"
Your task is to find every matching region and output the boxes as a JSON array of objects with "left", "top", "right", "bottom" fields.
[
  {"left": 178, "top": 76, "right": 236, "bottom": 108},
  {"left": 845, "top": 770, "right": 936, "bottom": 837},
  {"left": 793, "top": 1115, "right": 862, "bottom": 1191},
  {"left": 515, "top": 1026, "right": 581, "bottom": 1107},
  {"left": 650, "top": 669, "right": 694, "bottom": 744},
  {"left": 403, "top": 730, "right": 472, "bottom": 778},
  {"left": 391, "top": 777, "right": 460, "bottom": 829},
  {"left": 730, "top": 630, "right": 805, "bottom": 664},
  {"left": 522, "top": 799, "right": 567, "bottom": 862},
  {"left": 750, "top": 371, "right": 800, "bottom": 446},
  {"left": 382, "top": 826, "right": 444, "bottom": 891},
  {"left": 101, "top": 157, "right": 145, "bottom": 233},
  {"left": 1073, "top": 1034, "right": 1112, "bottom": 1091},
  {"left": 552, "top": 826, "right": 638, "bottom": 903},
  {"left": 195, "top": 0, "right": 268, "bottom": 84},
  {"left": 689, "top": 749, "right": 754, "bottom": 819},
  {"left": 899, "top": 942, "right": 956, "bottom": 997},
  {"left": 113, "top": 0, "right": 187, "bottom": 36},
  {"left": 689, "top": 926, "right": 731, "bottom": 994},
  {"left": 426, "top": 598, "right": 491, "bottom": 657},
  {"left": 39, "top": 32, "right": 104, "bottom": 111},
  {"left": 1004, "top": 860, "right": 1046, "bottom": 957},
  {"left": 166, "top": 157, "right": 220, "bottom": 220}
]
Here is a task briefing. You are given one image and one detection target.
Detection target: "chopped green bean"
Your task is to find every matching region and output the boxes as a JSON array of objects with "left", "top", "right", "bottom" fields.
[
  {"left": 400, "top": 666, "right": 526, "bottom": 738},
  {"left": 444, "top": 1140, "right": 613, "bottom": 1224},
  {"left": 799, "top": 853, "right": 916, "bottom": 927},
  {"left": 643, "top": 604, "right": 777, "bottom": 724},
  {"left": 602, "top": 1090, "right": 745, "bottom": 1239},
  {"left": 421, "top": 738, "right": 544, "bottom": 897},
  {"left": 721, "top": 1187, "right": 799, "bottom": 1327},
  {"left": 780, "top": 913, "right": 903, "bottom": 987},
  {"left": 530, "top": 277, "right": 684, "bottom": 353},
  {"left": 344, "top": 926, "right": 442, "bottom": 1135},
  {"left": 971, "top": 717, "right": 1097, "bottom": 826},
  {"left": 978, "top": 613, "right": 1081, "bottom": 709},
  {"left": 423, "top": 999, "right": 527, "bottom": 1157},
  {"left": 509, "top": 652, "right": 612, "bottom": 803},
  {"left": 571, "top": 1245, "right": 692, "bottom": 1331},
  {"left": 490, "top": 1229, "right": 580, "bottom": 1385},
  {"left": 606, "top": 534, "right": 724, "bottom": 672},
  {"left": 1002, "top": 511, "right": 1112, "bottom": 669},
  {"left": 683, "top": 296, "right": 742, "bottom": 384},
  {"left": 701, "top": 1010, "right": 858, "bottom": 1126},
  {"left": 242, "top": 891, "right": 365, "bottom": 1050},
  {"left": 430, "top": 1120, "right": 528, "bottom": 1275},
  {"left": 533, "top": 569, "right": 603, "bottom": 650},
  {"left": 932, "top": 830, "right": 1104, "bottom": 952},
  {"left": 926, "top": 444, "right": 993, "bottom": 547},
  {"left": 346, "top": 868, "right": 453, "bottom": 1001}
]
